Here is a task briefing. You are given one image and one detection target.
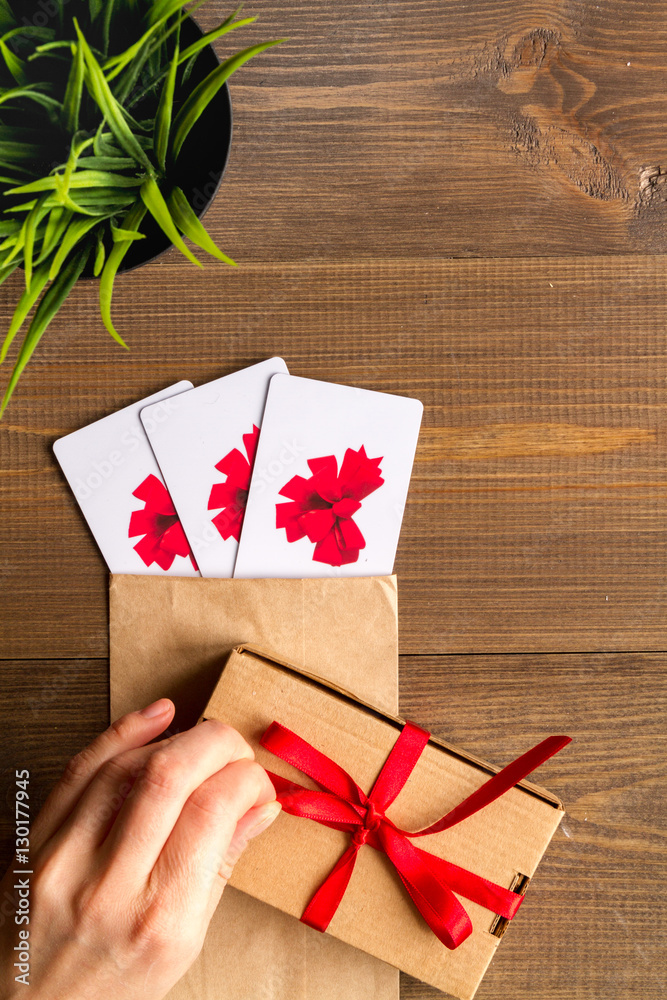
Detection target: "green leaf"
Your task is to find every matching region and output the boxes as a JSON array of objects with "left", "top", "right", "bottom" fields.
[
  {"left": 76, "top": 155, "right": 137, "bottom": 171},
  {"left": 0, "top": 233, "right": 18, "bottom": 252},
  {"left": 88, "top": 0, "right": 104, "bottom": 21},
  {"left": 104, "top": 16, "right": 167, "bottom": 80},
  {"left": 36, "top": 207, "right": 72, "bottom": 264},
  {"left": 180, "top": 52, "right": 199, "bottom": 85},
  {"left": 106, "top": 1, "right": 204, "bottom": 102},
  {"left": 0, "top": 219, "right": 20, "bottom": 236},
  {"left": 154, "top": 36, "right": 179, "bottom": 171},
  {"left": 0, "top": 1, "right": 15, "bottom": 33},
  {"left": 4, "top": 199, "right": 38, "bottom": 214},
  {"left": 0, "top": 37, "right": 27, "bottom": 85},
  {"left": 74, "top": 20, "right": 155, "bottom": 174},
  {"left": 49, "top": 216, "right": 103, "bottom": 280},
  {"left": 8, "top": 171, "right": 144, "bottom": 196},
  {"left": 62, "top": 40, "right": 85, "bottom": 133},
  {"left": 171, "top": 40, "right": 283, "bottom": 158},
  {"left": 2, "top": 215, "right": 24, "bottom": 265},
  {"left": 111, "top": 224, "right": 146, "bottom": 242},
  {"left": 93, "top": 234, "right": 106, "bottom": 276},
  {"left": 100, "top": 202, "right": 146, "bottom": 346},
  {"left": 0, "top": 260, "right": 19, "bottom": 288},
  {"left": 0, "top": 261, "right": 50, "bottom": 365},
  {"left": 23, "top": 195, "right": 49, "bottom": 289},
  {"left": 57, "top": 133, "right": 95, "bottom": 199},
  {"left": 0, "top": 125, "right": 46, "bottom": 143},
  {"left": 101, "top": 0, "right": 117, "bottom": 55},
  {"left": 46, "top": 187, "right": 136, "bottom": 216},
  {"left": 1, "top": 245, "right": 91, "bottom": 417},
  {"left": 0, "top": 139, "right": 44, "bottom": 162},
  {"left": 140, "top": 176, "right": 200, "bottom": 267},
  {"left": 148, "top": 0, "right": 196, "bottom": 27},
  {"left": 123, "top": 1, "right": 210, "bottom": 109},
  {"left": 0, "top": 84, "right": 61, "bottom": 112},
  {"left": 41, "top": 208, "right": 64, "bottom": 249},
  {"left": 32, "top": 41, "right": 77, "bottom": 55},
  {"left": 1, "top": 26, "right": 52, "bottom": 45},
  {"left": 93, "top": 125, "right": 126, "bottom": 159},
  {"left": 64, "top": 187, "right": 136, "bottom": 204},
  {"left": 0, "top": 233, "right": 19, "bottom": 252},
  {"left": 178, "top": 16, "right": 257, "bottom": 68},
  {"left": 167, "top": 186, "right": 236, "bottom": 266}
]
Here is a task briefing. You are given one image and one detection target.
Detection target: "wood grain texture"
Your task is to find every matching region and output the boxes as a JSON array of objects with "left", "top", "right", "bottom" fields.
[
  {"left": 0, "top": 660, "right": 107, "bottom": 867},
  {"left": 2, "top": 256, "right": 667, "bottom": 656},
  {"left": 188, "top": 0, "right": 667, "bottom": 259},
  {"left": 399, "top": 652, "right": 667, "bottom": 999},
  {"left": 1, "top": 2, "right": 667, "bottom": 997}
]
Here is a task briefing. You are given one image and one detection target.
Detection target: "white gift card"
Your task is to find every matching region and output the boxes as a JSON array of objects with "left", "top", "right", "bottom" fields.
[
  {"left": 140, "top": 358, "right": 288, "bottom": 577},
  {"left": 234, "top": 374, "right": 423, "bottom": 578},
  {"left": 53, "top": 383, "right": 199, "bottom": 576}
]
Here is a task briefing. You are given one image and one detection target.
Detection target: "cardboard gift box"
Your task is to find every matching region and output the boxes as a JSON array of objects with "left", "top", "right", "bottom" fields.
[
  {"left": 202, "top": 645, "right": 569, "bottom": 1000},
  {"left": 109, "top": 574, "right": 400, "bottom": 1000}
]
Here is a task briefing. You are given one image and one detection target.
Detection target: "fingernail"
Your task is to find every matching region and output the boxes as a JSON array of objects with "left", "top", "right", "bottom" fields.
[
  {"left": 140, "top": 698, "right": 171, "bottom": 719},
  {"left": 248, "top": 801, "right": 282, "bottom": 839}
]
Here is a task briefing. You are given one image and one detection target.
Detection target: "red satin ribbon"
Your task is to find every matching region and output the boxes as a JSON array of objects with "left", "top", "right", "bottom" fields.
[
  {"left": 129, "top": 474, "right": 196, "bottom": 571},
  {"left": 261, "top": 721, "right": 571, "bottom": 950}
]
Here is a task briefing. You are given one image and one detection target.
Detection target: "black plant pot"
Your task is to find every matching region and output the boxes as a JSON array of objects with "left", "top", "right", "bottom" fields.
[{"left": 84, "top": 15, "right": 233, "bottom": 278}]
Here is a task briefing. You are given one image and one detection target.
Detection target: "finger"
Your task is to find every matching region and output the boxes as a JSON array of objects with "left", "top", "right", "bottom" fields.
[
  {"left": 153, "top": 759, "right": 277, "bottom": 922},
  {"left": 225, "top": 798, "right": 282, "bottom": 869},
  {"left": 46, "top": 730, "right": 185, "bottom": 856},
  {"left": 31, "top": 699, "right": 175, "bottom": 852},
  {"left": 101, "top": 720, "right": 254, "bottom": 877},
  {"left": 202, "top": 797, "right": 281, "bottom": 923}
]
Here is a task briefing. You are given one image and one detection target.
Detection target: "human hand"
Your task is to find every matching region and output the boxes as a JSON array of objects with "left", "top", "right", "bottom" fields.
[{"left": 0, "top": 699, "right": 279, "bottom": 1000}]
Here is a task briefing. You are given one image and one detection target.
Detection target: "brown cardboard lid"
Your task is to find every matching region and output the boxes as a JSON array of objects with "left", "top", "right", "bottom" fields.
[{"left": 229, "top": 644, "right": 564, "bottom": 809}]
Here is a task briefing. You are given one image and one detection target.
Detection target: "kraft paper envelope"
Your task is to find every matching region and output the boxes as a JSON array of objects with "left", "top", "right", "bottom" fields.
[{"left": 109, "top": 574, "right": 400, "bottom": 1000}]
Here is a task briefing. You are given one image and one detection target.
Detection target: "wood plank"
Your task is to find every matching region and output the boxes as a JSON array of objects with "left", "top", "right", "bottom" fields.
[
  {"left": 189, "top": 0, "right": 667, "bottom": 259},
  {"left": 0, "top": 660, "right": 107, "bottom": 867},
  {"left": 399, "top": 651, "right": 667, "bottom": 999},
  {"left": 1, "top": 652, "right": 664, "bottom": 999},
  {"left": 2, "top": 257, "right": 667, "bottom": 657}
]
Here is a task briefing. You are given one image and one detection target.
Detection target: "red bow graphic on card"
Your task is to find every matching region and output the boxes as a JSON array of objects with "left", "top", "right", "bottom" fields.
[
  {"left": 276, "top": 446, "right": 384, "bottom": 567},
  {"left": 208, "top": 425, "right": 259, "bottom": 542},
  {"left": 129, "top": 474, "right": 196, "bottom": 571}
]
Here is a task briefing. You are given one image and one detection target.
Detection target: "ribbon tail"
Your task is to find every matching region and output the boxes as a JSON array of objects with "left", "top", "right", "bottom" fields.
[
  {"left": 380, "top": 826, "right": 472, "bottom": 950},
  {"left": 413, "top": 843, "right": 523, "bottom": 921},
  {"left": 417, "top": 735, "right": 572, "bottom": 836},
  {"left": 301, "top": 843, "right": 360, "bottom": 934}
]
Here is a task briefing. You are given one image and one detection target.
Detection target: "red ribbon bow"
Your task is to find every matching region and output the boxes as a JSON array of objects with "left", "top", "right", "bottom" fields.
[
  {"left": 261, "top": 721, "right": 570, "bottom": 950},
  {"left": 276, "top": 445, "right": 384, "bottom": 567},
  {"left": 129, "top": 474, "right": 196, "bottom": 571},
  {"left": 208, "top": 425, "right": 259, "bottom": 542}
]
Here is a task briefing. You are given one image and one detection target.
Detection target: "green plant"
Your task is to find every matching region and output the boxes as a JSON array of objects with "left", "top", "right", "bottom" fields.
[{"left": 0, "top": 1, "right": 282, "bottom": 415}]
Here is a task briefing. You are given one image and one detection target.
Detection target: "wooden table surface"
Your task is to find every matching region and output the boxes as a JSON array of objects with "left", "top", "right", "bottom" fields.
[{"left": 1, "top": 2, "right": 666, "bottom": 997}]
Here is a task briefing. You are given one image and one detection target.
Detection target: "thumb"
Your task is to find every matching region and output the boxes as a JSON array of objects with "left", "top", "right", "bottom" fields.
[{"left": 225, "top": 800, "right": 282, "bottom": 869}]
